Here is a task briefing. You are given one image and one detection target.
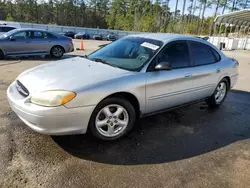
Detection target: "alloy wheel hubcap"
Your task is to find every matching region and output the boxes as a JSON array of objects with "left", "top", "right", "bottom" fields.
[
  {"left": 95, "top": 104, "right": 129, "bottom": 137},
  {"left": 53, "top": 47, "right": 63, "bottom": 57},
  {"left": 215, "top": 82, "right": 226, "bottom": 103}
]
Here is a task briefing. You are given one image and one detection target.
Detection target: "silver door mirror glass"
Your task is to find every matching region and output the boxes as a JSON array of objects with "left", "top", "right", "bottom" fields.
[{"left": 155, "top": 62, "right": 172, "bottom": 71}]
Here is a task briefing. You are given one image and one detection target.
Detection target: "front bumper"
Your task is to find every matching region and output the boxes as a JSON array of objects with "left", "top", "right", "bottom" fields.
[{"left": 7, "top": 82, "right": 95, "bottom": 135}]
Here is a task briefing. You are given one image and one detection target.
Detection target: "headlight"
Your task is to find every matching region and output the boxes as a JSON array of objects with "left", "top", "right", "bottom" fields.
[{"left": 30, "top": 90, "right": 76, "bottom": 107}]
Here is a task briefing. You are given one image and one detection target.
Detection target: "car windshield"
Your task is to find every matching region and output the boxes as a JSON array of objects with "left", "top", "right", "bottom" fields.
[
  {"left": 88, "top": 37, "right": 163, "bottom": 71},
  {"left": 0, "top": 29, "right": 19, "bottom": 38}
]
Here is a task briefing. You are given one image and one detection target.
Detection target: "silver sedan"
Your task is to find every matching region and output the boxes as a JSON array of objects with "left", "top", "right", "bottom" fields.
[
  {"left": 7, "top": 34, "right": 239, "bottom": 140},
  {"left": 0, "top": 28, "right": 74, "bottom": 59}
]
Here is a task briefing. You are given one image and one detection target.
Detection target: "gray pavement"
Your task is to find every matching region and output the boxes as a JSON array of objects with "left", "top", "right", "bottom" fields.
[{"left": 0, "top": 41, "right": 249, "bottom": 188}]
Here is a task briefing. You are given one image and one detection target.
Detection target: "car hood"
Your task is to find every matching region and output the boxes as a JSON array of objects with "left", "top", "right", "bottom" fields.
[{"left": 17, "top": 57, "right": 134, "bottom": 93}]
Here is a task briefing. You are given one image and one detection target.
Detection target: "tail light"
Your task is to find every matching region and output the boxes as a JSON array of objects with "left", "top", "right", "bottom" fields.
[
  {"left": 231, "top": 58, "right": 239, "bottom": 67},
  {"left": 70, "top": 39, "right": 73, "bottom": 44}
]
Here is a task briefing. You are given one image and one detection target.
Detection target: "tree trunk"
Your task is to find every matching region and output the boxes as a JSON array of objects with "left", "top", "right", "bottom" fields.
[
  {"left": 213, "top": 0, "right": 220, "bottom": 18},
  {"left": 210, "top": 0, "right": 220, "bottom": 35},
  {"left": 181, "top": 0, "right": 187, "bottom": 33},
  {"left": 163, "top": 0, "right": 170, "bottom": 32},
  {"left": 188, "top": 0, "right": 193, "bottom": 24},
  {"left": 232, "top": 0, "right": 237, "bottom": 11},
  {"left": 222, "top": 0, "right": 228, "bottom": 14},
  {"left": 191, "top": 0, "right": 197, "bottom": 24},
  {"left": 174, "top": 0, "right": 179, "bottom": 19},
  {"left": 198, "top": 0, "right": 207, "bottom": 35},
  {"left": 198, "top": 1, "right": 202, "bottom": 18},
  {"left": 196, "top": 1, "right": 203, "bottom": 34}
]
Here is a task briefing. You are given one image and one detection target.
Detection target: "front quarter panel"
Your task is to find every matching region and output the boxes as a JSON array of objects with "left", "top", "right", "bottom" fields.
[{"left": 65, "top": 72, "right": 147, "bottom": 114}]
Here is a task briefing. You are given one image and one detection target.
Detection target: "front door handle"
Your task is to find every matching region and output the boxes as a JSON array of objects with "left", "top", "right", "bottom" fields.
[
  {"left": 216, "top": 68, "right": 221, "bottom": 73},
  {"left": 184, "top": 73, "right": 192, "bottom": 79}
]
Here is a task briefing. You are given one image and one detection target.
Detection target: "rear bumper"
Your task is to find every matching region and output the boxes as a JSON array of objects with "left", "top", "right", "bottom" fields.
[
  {"left": 69, "top": 47, "right": 74, "bottom": 52},
  {"left": 7, "top": 82, "right": 95, "bottom": 135},
  {"left": 68, "top": 44, "right": 74, "bottom": 52},
  {"left": 64, "top": 43, "right": 74, "bottom": 53}
]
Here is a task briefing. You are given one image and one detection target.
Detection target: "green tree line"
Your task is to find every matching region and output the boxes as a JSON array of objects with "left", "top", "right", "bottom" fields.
[{"left": 0, "top": 0, "right": 249, "bottom": 35}]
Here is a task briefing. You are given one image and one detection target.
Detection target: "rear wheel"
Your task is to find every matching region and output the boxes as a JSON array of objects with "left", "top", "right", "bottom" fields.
[
  {"left": 50, "top": 46, "right": 64, "bottom": 58},
  {"left": 206, "top": 78, "right": 229, "bottom": 108},
  {"left": 89, "top": 97, "right": 136, "bottom": 141}
]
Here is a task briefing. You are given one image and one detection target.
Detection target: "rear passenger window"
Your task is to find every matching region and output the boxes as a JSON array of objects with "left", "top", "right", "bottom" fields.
[
  {"left": 43, "top": 32, "right": 57, "bottom": 39},
  {"left": 190, "top": 41, "right": 221, "bottom": 66},
  {"left": 158, "top": 41, "right": 190, "bottom": 69},
  {"left": 33, "top": 31, "right": 44, "bottom": 38}
]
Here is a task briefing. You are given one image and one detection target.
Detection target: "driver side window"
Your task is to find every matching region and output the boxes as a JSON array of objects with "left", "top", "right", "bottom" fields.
[{"left": 158, "top": 41, "right": 190, "bottom": 69}]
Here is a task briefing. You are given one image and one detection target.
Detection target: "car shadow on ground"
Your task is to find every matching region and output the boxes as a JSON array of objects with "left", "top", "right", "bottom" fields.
[{"left": 52, "top": 89, "right": 250, "bottom": 165}]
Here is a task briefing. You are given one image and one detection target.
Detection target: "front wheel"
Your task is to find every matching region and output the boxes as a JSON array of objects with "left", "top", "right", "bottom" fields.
[
  {"left": 206, "top": 78, "right": 229, "bottom": 108},
  {"left": 89, "top": 97, "right": 136, "bottom": 141},
  {"left": 50, "top": 46, "right": 64, "bottom": 58}
]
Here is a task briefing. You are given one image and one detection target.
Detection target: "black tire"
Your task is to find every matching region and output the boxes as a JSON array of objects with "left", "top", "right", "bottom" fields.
[
  {"left": 206, "top": 78, "right": 229, "bottom": 108},
  {"left": 89, "top": 97, "right": 136, "bottom": 141},
  {"left": 50, "top": 46, "right": 64, "bottom": 58},
  {"left": 0, "top": 49, "right": 4, "bottom": 60}
]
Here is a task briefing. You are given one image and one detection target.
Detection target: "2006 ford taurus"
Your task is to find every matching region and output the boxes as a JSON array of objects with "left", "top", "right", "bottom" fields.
[{"left": 7, "top": 34, "right": 239, "bottom": 140}]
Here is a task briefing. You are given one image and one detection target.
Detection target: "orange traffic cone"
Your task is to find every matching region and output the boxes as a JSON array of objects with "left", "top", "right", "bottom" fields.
[{"left": 77, "top": 38, "right": 84, "bottom": 50}]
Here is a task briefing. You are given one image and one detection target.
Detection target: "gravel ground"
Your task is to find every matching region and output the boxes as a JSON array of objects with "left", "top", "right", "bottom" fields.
[{"left": 0, "top": 40, "right": 249, "bottom": 188}]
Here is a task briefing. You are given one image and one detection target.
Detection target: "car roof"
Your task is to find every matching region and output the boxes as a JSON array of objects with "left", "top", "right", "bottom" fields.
[
  {"left": 13, "top": 28, "right": 50, "bottom": 32},
  {"left": 127, "top": 33, "right": 200, "bottom": 43}
]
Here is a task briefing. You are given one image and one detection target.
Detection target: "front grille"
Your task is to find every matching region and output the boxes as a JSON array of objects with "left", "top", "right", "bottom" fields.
[{"left": 16, "top": 80, "right": 29, "bottom": 97}]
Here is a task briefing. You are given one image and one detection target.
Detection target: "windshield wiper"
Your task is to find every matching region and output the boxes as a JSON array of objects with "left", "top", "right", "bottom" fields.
[{"left": 91, "top": 58, "right": 118, "bottom": 68}]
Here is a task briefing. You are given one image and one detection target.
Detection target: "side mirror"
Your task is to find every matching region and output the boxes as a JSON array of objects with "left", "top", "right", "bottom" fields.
[
  {"left": 9, "top": 36, "right": 16, "bottom": 41},
  {"left": 155, "top": 62, "right": 172, "bottom": 71}
]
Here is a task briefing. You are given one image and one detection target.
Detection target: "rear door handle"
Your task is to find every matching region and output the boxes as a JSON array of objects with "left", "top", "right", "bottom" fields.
[
  {"left": 216, "top": 68, "right": 221, "bottom": 73},
  {"left": 184, "top": 73, "right": 192, "bottom": 79}
]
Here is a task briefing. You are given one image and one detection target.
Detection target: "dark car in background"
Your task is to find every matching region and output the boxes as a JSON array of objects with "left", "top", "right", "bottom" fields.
[
  {"left": 106, "top": 32, "right": 117, "bottom": 41},
  {"left": 59, "top": 31, "right": 75, "bottom": 38},
  {"left": 0, "top": 25, "right": 17, "bottom": 35},
  {"left": 74, "top": 32, "right": 90, "bottom": 39},
  {"left": 93, "top": 33, "right": 103, "bottom": 40}
]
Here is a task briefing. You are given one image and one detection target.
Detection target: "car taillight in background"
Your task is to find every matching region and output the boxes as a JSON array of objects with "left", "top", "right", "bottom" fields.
[{"left": 231, "top": 58, "right": 239, "bottom": 67}]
